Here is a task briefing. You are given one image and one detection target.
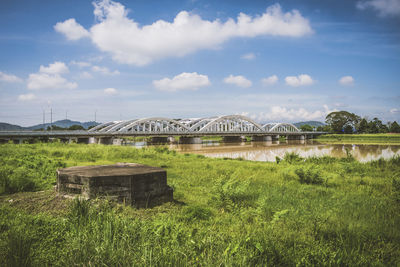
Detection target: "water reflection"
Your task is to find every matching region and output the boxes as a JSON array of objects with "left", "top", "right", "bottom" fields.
[{"left": 126, "top": 140, "right": 400, "bottom": 162}]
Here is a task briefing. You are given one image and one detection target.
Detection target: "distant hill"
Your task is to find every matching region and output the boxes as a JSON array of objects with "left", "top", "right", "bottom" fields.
[
  {"left": 294, "top": 121, "right": 325, "bottom": 128},
  {"left": 26, "top": 119, "right": 100, "bottom": 130},
  {"left": 0, "top": 119, "right": 100, "bottom": 131},
  {"left": 0, "top": 122, "right": 25, "bottom": 131}
]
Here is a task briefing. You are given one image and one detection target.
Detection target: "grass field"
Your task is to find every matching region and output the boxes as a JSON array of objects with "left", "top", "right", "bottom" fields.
[
  {"left": 317, "top": 133, "right": 400, "bottom": 144},
  {"left": 0, "top": 142, "right": 399, "bottom": 266}
]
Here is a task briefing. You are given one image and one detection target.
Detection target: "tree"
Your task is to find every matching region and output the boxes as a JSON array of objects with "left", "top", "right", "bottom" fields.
[
  {"left": 368, "top": 118, "right": 388, "bottom": 133},
  {"left": 343, "top": 124, "right": 353, "bottom": 134},
  {"left": 356, "top": 118, "right": 369, "bottom": 133},
  {"left": 389, "top": 121, "right": 400, "bottom": 133},
  {"left": 300, "top": 124, "right": 313, "bottom": 132},
  {"left": 325, "top": 111, "right": 360, "bottom": 134},
  {"left": 68, "top": 125, "right": 85, "bottom": 130}
]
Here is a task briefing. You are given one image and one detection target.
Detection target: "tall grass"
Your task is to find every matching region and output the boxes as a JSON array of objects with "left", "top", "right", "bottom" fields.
[{"left": 0, "top": 143, "right": 399, "bottom": 266}]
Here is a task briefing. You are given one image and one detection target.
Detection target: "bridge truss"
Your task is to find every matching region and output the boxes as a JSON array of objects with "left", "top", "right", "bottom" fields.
[{"left": 89, "top": 115, "right": 300, "bottom": 134}]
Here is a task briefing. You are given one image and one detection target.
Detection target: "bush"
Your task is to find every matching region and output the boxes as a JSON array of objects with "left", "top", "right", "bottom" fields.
[
  {"left": 295, "top": 166, "right": 324, "bottom": 185},
  {"left": 209, "top": 174, "right": 256, "bottom": 211},
  {"left": 283, "top": 152, "right": 303, "bottom": 163}
]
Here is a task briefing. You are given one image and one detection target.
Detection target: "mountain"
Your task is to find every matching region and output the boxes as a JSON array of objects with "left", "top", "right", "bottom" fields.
[
  {"left": 0, "top": 120, "right": 100, "bottom": 131},
  {"left": 26, "top": 119, "right": 100, "bottom": 130},
  {"left": 0, "top": 122, "right": 25, "bottom": 131},
  {"left": 293, "top": 121, "right": 325, "bottom": 128}
]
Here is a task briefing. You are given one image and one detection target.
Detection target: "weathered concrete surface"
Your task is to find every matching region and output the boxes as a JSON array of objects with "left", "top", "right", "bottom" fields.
[{"left": 57, "top": 163, "right": 173, "bottom": 208}]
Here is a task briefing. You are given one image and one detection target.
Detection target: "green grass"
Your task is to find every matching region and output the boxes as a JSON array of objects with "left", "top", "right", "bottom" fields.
[
  {"left": 317, "top": 133, "right": 400, "bottom": 144},
  {"left": 0, "top": 143, "right": 400, "bottom": 266}
]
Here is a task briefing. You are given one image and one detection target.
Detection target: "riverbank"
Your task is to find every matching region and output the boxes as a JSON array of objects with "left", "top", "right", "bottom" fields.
[
  {"left": 317, "top": 133, "right": 400, "bottom": 144},
  {"left": 0, "top": 143, "right": 399, "bottom": 266}
]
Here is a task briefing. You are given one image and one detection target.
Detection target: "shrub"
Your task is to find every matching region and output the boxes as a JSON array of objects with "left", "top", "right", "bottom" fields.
[
  {"left": 283, "top": 152, "right": 303, "bottom": 163},
  {"left": 209, "top": 174, "right": 256, "bottom": 211},
  {"left": 295, "top": 166, "right": 324, "bottom": 185}
]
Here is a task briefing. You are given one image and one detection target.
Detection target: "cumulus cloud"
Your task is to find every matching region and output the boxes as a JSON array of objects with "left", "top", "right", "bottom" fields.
[
  {"left": 104, "top": 87, "right": 118, "bottom": 95},
  {"left": 390, "top": 108, "right": 399, "bottom": 113},
  {"left": 241, "top": 53, "right": 255, "bottom": 60},
  {"left": 39, "top": 61, "right": 69, "bottom": 74},
  {"left": 0, "top": 71, "right": 23, "bottom": 83},
  {"left": 54, "top": 18, "right": 90, "bottom": 40},
  {"left": 55, "top": 0, "right": 312, "bottom": 66},
  {"left": 224, "top": 74, "right": 252, "bottom": 88},
  {"left": 92, "top": 65, "right": 120, "bottom": 75},
  {"left": 80, "top": 71, "right": 93, "bottom": 79},
  {"left": 357, "top": 0, "right": 400, "bottom": 17},
  {"left": 261, "top": 75, "right": 278, "bottom": 86},
  {"left": 339, "top": 76, "right": 354, "bottom": 86},
  {"left": 70, "top": 61, "right": 92, "bottom": 68},
  {"left": 18, "top": 93, "right": 36, "bottom": 101},
  {"left": 27, "top": 62, "right": 77, "bottom": 90},
  {"left": 153, "top": 72, "right": 210, "bottom": 92},
  {"left": 248, "top": 105, "right": 334, "bottom": 122},
  {"left": 285, "top": 74, "right": 314, "bottom": 87}
]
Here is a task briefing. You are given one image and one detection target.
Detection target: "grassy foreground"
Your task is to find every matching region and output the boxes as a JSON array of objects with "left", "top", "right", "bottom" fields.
[
  {"left": 317, "top": 133, "right": 400, "bottom": 144},
  {"left": 0, "top": 143, "right": 400, "bottom": 266}
]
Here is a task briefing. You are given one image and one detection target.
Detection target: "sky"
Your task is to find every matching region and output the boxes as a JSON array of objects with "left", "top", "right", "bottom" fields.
[{"left": 0, "top": 0, "right": 399, "bottom": 126}]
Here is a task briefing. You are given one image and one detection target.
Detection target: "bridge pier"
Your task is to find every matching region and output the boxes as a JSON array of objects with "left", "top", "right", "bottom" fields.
[
  {"left": 179, "top": 136, "right": 202, "bottom": 144},
  {"left": 287, "top": 135, "right": 305, "bottom": 141},
  {"left": 112, "top": 138, "right": 123, "bottom": 145},
  {"left": 98, "top": 137, "right": 113, "bottom": 145},
  {"left": 222, "top": 136, "right": 245, "bottom": 143},
  {"left": 88, "top": 137, "right": 98, "bottom": 144},
  {"left": 251, "top": 135, "right": 273, "bottom": 142}
]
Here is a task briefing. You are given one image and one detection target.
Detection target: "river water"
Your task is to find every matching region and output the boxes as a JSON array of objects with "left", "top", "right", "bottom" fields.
[{"left": 129, "top": 140, "right": 400, "bottom": 162}]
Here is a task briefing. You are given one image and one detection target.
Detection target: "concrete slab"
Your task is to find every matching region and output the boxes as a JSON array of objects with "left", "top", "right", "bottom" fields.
[{"left": 57, "top": 163, "right": 173, "bottom": 208}]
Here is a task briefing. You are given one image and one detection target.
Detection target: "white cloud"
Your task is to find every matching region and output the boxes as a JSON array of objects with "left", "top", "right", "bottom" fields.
[
  {"left": 27, "top": 61, "right": 77, "bottom": 90},
  {"left": 224, "top": 74, "right": 252, "bottom": 88},
  {"left": 92, "top": 65, "right": 120, "bottom": 75},
  {"left": 248, "top": 105, "right": 334, "bottom": 122},
  {"left": 241, "top": 53, "right": 255, "bottom": 60},
  {"left": 39, "top": 61, "right": 69, "bottom": 74},
  {"left": 80, "top": 71, "right": 93, "bottom": 79},
  {"left": 390, "top": 108, "right": 399, "bottom": 113},
  {"left": 54, "top": 18, "right": 90, "bottom": 40},
  {"left": 285, "top": 74, "right": 314, "bottom": 87},
  {"left": 357, "top": 0, "right": 400, "bottom": 17},
  {"left": 153, "top": 72, "right": 211, "bottom": 92},
  {"left": 70, "top": 60, "right": 92, "bottom": 68},
  {"left": 339, "top": 76, "right": 354, "bottom": 86},
  {"left": 261, "top": 75, "right": 278, "bottom": 86},
  {"left": 104, "top": 87, "right": 118, "bottom": 95},
  {"left": 0, "top": 71, "right": 23, "bottom": 83},
  {"left": 55, "top": 1, "right": 312, "bottom": 66},
  {"left": 18, "top": 93, "right": 36, "bottom": 101}
]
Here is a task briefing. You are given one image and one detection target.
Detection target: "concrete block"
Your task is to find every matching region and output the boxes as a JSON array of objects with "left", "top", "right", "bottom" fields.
[{"left": 57, "top": 163, "right": 173, "bottom": 208}]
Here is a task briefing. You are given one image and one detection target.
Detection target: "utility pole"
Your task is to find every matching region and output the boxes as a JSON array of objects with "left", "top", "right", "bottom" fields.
[
  {"left": 95, "top": 110, "right": 97, "bottom": 122},
  {"left": 65, "top": 110, "right": 68, "bottom": 120},
  {"left": 42, "top": 110, "right": 45, "bottom": 128},
  {"left": 50, "top": 108, "right": 53, "bottom": 131}
]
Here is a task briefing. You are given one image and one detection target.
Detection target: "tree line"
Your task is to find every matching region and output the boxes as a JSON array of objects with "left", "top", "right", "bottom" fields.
[{"left": 300, "top": 111, "right": 400, "bottom": 134}]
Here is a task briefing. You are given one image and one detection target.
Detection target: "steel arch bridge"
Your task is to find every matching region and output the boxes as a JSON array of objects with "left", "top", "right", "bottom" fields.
[{"left": 89, "top": 115, "right": 301, "bottom": 134}]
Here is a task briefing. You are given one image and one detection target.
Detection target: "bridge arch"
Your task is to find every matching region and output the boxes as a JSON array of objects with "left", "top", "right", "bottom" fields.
[
  {"left": 197, "top": 115, "right": 263, "bottom": 133},
  {"left": 268, "top": 123, "right": 300, "bottom": 132},
  {"left": 114, "top": 117, "right": 190, "bottom": 133},
  {"left": 88, "top": 121, "right": 122, "bottom": 132}
]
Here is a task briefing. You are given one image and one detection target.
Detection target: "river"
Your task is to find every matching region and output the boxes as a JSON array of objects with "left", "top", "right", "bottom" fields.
[{"left": 128, "top": 140, "right": 400, "bottom": 162}]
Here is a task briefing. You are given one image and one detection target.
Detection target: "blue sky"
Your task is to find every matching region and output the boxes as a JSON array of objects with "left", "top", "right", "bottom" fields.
[{"left": 0, "top": 0, "right": 399, "bottom": 126}]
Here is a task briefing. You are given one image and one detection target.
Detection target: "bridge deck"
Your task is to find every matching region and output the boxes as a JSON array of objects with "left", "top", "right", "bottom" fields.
[{"left": 0, "top": 130, "right": 325, "bottom": 139}]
